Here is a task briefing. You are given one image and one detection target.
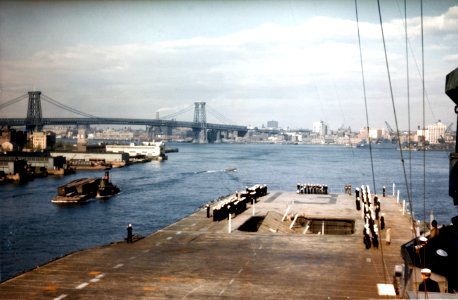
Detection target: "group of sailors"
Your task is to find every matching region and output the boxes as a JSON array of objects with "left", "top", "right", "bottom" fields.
[
  {"left": 356, "top": 185, "right": 387, "bottom": 250},
  {"left": 296, "top": 183, "right": 328, "bottom": 195},
  {"left": 211, "top": 184, "right": 268, "bottom": 221},
  {"left": 411, "top": 216, "right": 458, "bottom": 293}
]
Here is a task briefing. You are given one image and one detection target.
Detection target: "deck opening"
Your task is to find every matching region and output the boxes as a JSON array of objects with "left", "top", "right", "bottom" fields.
[
  {"left": 238, "top": 213, "right": 354, "bottom": 235},
  {"left": 238, "top": 216, "right": 265, "bottom": 232},
  {"left": 301, "top": 218, "right": 355, "bottom": 235}
]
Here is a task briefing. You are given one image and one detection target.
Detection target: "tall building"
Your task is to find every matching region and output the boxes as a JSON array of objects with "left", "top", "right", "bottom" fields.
[
  {"left": 31, "top": 131, "right": 56, "bottom": 151},
  {"left": 313, "top": 121, "right": 328, "bottom": 136},
  {"left": 267, "top": 120, "right": 278, "bottom": 128},
  {"left": 426, "top": 121, "right": 447, "bottom": 144}
]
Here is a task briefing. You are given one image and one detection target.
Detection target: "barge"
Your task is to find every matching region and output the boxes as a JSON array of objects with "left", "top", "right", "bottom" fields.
[{"left": 52, "top": 171, "right": 120, "bottom": 204}]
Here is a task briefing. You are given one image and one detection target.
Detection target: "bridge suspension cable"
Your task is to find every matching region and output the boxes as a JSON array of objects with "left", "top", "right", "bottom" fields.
[
  {"left": 159, "top": 104, "right": 194, "bottom": 120},
  {"left": 207, "top": 105, "right": 235, "bottom": 125},
  {"left": 0, "top": 93, "right": 29, "bottom": 111},
  {"left": 41, "top": 94, "right": 100, "bottom": 118}
]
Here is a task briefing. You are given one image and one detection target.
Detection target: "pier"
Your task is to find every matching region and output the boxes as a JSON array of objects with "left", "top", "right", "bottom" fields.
[{"left": 1, "top": 190, "right": 414, "bottom": 299}]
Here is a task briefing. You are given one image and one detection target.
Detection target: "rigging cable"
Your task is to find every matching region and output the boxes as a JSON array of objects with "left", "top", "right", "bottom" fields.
[
  {"left": 377, "top": 0, "right": 420, "bottom": 292},
  {"left": 394, "top": 0, "right": 437, "bottom": 123},
  {"left": 404, "top": 0, "right": 413, "bottom": 224},
  {"left": 421, "top": 0, "right": 429, "bottom": 278},
  {"left": 421, "top": 0, "right": 426, "bottom": 235},
  {"left": 355, "top": 0, "right": 388, "bottom": 284},
  {"left": 377, "top": 0, "right": 415, "bottom": 220},
  {"left": 404, "top": 2, "right": 421, "bottom": 295},
  {"left": 354, "top": 0, "right": 377, "bottom": 198}
]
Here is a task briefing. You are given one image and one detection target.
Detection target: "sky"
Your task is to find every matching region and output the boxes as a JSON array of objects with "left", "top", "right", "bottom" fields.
[{"left": 0, "top": 0, "right": 457, "bottom": 131}]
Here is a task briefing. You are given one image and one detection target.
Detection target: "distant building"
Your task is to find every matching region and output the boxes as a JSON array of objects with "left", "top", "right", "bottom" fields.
[
  {"left": 312, "top": 121, "right": 328, "bottom": 136},
  {"left": 93, "top": 128, "right": 134, "bottom": 140},
  {"left": 358, "top": 127, "right": 391, "bottom": 142},
  {"left": 336, "top": 125, "right": 352, "bottom": 137},
  {"left": 77, "top": 128, "right": 87, "bottom": 145},
  {"left": 285, "top": 132, "right": 303, "bottom": 142},
  {"left": 427, "top": 120, "right": 447, "bottom": 144},
  {"left": 1, "top": 127, "right": 27, "bottom": 151},
  {"left": 416, "top": 127, "right": 427, "bottom": 144},
  {"left": 369, "top": 128, "right": 383, "bottom": 140},
  {"left": 416, "top": 121, "right": 447, "bottom": 144},
  {"left": 31, "top": 131, "right": 56, "bottom": 151},
  {"left": 267, "top": 120, "right": 278, "bottom": 128}
]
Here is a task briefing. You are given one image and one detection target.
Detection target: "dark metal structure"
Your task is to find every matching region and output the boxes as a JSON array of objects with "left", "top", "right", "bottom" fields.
[
  {"left": 26, "top": 91, "right": 43, "bottom": 132},
  {"left": 0, "top": 92, "right": 247, "bottom": 143},
  {"left": 445, "top": 67, "right": 458, "bottom": 205},
  {"left": 193, "top": 102, "right": 207, "bottom": 143}
]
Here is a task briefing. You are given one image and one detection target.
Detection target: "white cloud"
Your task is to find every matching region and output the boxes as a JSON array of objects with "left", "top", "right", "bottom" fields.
[
  {"left": 1, "top": 4, "right": 457, "bottom": 130},
  {"left": 444, "top": 54, "right": 458, "bottom": 62}
]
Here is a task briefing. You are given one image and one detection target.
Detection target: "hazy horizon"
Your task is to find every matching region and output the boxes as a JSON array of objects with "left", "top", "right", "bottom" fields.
[{"left": 1, "top": 0, "right": 457, "bottom": 132}]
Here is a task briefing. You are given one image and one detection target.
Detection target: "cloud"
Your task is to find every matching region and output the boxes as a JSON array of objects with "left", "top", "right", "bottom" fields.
[
  {"left": 444, "top": 54, "right": 458, "bottom": 62},
  {"left": 1, "top": 4, "right": 457, "bottom": 129}
]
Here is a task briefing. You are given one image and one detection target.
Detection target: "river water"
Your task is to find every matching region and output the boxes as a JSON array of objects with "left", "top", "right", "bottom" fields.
[{"left": 1, "top": 143, "right": 457, "bottom": 282}]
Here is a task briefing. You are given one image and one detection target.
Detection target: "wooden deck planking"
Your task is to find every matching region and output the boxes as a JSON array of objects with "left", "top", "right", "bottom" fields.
[{"left": 1, "top": 191, "right": 414, "bottom": 299}]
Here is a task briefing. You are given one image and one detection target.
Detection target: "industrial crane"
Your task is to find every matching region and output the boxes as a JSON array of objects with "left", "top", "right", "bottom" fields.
[
  {"left": 384, "top": 121, "right": 398, "bottom": 143},
  {"left": 438, "top": 122, "right": 454, "bottom": 144},
  {"left": 385, "top": 121, "right": 394, "bottom": 134}
]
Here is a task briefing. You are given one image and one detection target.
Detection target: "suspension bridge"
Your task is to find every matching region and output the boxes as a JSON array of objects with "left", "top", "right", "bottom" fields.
[{"left": 0, "top": 91, "right": 247, "bottom": 143}]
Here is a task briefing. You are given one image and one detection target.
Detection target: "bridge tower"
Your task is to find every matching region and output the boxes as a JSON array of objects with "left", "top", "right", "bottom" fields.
[
  {"left": 146, "top": 126, "right": 154, "bottom": 140},
  {"left": 193, "top": 102, "right": 207, "bottom": 143},
  {"left": 26, "top": 91, "right": 43, "bottom": 132}
]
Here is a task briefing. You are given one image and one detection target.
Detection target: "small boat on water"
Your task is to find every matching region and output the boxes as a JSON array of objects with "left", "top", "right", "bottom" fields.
[
  {"left": 96, "top": 171, "right": 120, "bottom": 199},
  {"left": 52, "top": 171, "right": 120, "bottom": 204}
]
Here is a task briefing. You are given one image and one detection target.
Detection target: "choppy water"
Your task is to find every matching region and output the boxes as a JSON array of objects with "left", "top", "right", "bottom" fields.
[{"left": 1, "top": 143, "right": 457, "bottom": 282}]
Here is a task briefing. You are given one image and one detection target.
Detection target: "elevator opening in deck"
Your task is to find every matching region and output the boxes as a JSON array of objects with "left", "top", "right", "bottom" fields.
[{"left": 238, "top": 212, "right": 355, "bottom": 235}]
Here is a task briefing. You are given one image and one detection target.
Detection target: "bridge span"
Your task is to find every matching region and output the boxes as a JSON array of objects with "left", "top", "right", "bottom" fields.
[{"left": 0, "top": 91, "right": 248, "bottom": 143}]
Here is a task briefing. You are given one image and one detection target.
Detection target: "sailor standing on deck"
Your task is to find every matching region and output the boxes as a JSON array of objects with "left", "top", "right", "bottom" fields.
[
  {"left": 363, "top": 227, "right": 371, "bottom": 249},
  {"left": 430, "top": 220, "right": 439, "bottom": 238},
  {"left": 127, "top": 224, "right": 133, "bottom": 243},
  {"left": 418, "top": 268, "right": 440, "bottom": 292},
  {"left": 385, "top": 227, "right": 391, "bottom": 245}
]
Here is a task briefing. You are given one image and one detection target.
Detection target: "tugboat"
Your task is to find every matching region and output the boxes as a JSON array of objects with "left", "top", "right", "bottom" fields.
[
  {"left": 52, "top": 177, "right": 99, "bottom": 204},
  {"left": 52, "top": 171, "right": 120, "bottom": 204},
  {"left": 96, "top": 171, "right": 120, "bottom": 199}
]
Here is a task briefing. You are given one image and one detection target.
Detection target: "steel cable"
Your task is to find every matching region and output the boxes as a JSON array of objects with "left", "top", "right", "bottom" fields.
[{"left": 0, "top": 94, "right": 28, "bottom": 111}]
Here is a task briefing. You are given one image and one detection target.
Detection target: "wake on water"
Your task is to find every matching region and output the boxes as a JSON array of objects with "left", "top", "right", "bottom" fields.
[{"left": 194, "top": 168, "right": 237, "bottom": 174}]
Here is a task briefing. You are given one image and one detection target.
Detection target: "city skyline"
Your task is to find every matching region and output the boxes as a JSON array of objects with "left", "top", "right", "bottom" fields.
[{"left": 1, "top": 1, "right": 457, "bottom": 131}]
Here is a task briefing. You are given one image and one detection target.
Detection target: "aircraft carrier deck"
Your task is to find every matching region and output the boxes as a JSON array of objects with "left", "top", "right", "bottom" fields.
[{"left": 1, "top": 189, "right": 414, "bottom": 299}]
